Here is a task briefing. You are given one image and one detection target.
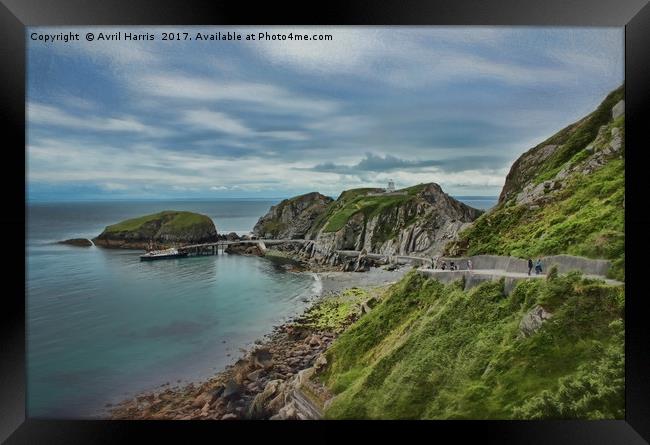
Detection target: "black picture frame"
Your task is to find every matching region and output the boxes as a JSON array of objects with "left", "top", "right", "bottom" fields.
[{"left": 2, "top": 0, "right": 649, "bottom": 443}]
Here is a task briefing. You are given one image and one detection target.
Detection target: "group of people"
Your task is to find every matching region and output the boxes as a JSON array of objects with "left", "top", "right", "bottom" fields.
[
  {"left": 528, "top": 258, "right": 543, "bottom": 275},
  {"left": 430, "top": 255, "right": 544, "bottom": 276},
  {"left": 431, "top": 257, "right": 472, "bottom": 271}
]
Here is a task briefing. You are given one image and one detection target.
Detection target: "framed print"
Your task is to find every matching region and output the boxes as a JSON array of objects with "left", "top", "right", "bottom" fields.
[{"left": 1, "top": 0, "right": 649, "bottom": 443}]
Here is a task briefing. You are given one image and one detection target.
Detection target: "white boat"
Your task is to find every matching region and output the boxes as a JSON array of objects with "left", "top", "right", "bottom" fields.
[{"left": 140, "top": 247, "right": 188, "bottom": 261}]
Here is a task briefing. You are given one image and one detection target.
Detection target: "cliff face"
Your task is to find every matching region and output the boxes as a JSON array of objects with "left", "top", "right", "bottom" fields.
[
  {"left": 311, "top": 184, "right": 481, "bottom": 256},
  {"left": 93, "top": 210, "right": 218, "bottom": 249},
  {"left": 499, "top": 86, "right": 624, "bottom": 205},
  {"left": 253, "top": 192, "right": 334, "bottom": 239},
  {"left": 447, "top": 85, "right": 625, "bottom": 280},
  {"left": 255, "top": 184, "right": 482, "bottom": 257}
]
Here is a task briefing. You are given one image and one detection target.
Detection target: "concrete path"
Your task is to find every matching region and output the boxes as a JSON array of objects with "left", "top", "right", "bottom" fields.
[{"left": 417, "top": 267, "right": 623, "bottom": 295}]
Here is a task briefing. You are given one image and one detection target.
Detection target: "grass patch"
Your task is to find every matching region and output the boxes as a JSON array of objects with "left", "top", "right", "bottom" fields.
[
  {"left": 259, "top": 220, "right": 287, "bottom": 237},
  {"left": 103, "top": 210, "right": 212, "bottom": 234},
  {"left": 321, "top": 271, "right": 624, "bottom": 419},
  {"left": 452, "top": 152, "right": 624, "bottom": 280},
  {"left": 534, "top": 86, "right": 623, "bottom": 184},
  {"left": 300, "top": 288, "right": 373, "bottom": 332},
  {"left": 323, "top": 194, "right": 415, "bottom": 233}
]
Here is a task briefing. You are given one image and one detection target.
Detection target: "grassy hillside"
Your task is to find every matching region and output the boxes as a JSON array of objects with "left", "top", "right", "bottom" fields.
[
  {"left": 320, "top": 271, "right": 624, "bottom": 419},
  {"left": 447, "top": 87, "right": 624, "bottom": 280},
  {"left": 104, "top": 210, "right": 213, "bottom": 234},
  {"left": 310, "top": 184, "right": 427, "bottom": 234},
  {"left": 500, "top": 85, "right": 624, "bottom": 199}
]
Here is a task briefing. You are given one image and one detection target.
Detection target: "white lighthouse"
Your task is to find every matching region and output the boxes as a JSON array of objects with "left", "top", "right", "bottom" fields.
[{"left": 386, "top": 179, "right": 395, "bottom": 193}]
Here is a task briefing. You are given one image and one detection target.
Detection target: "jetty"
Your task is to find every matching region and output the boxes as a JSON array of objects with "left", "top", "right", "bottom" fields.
[{"left": 173, "top": 239, "right": 308, "bottom": 257}]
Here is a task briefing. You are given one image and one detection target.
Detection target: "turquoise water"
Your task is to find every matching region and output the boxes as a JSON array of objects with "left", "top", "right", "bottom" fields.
[{"left": 27, "top": 201, "right": 318, "bottom": 418}]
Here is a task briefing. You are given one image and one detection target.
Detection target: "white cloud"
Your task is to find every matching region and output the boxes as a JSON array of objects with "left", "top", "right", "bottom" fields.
[
  {"left": 101, "top": 182, "right": 129, "bottom": 191},
  {"left": 134, "top": 74, "right": 339, "bottom": 115},
  {"left": 27, "top": 102, "right": 169, "bottom": 136},
  {"left": 260, "top": 130, "right": 309, "bottom": 141},
  {"left": 251, "top": 27, "right": 602, "bottom": 88},
  {"left": 183, "top": 109, "right": 253, "bottom": 137},
  {"left": 27, "top": 137, "right": 336, "bottom": 192},
  {"left": 181, "top": 109, "right": 311, "bottom": 142}
]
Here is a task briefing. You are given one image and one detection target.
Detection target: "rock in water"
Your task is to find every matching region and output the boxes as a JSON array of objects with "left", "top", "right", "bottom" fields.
[
  {"left": 226, "top": 232, "right": 240, "bottom": 241},
  {"left": 225, "top": 242, "right": 266, "bottom": 257},
  {"left": 58, "top": 238, "right": 93, "bottom": 247},
  {"left": 92, "top": 210, "right": 217, "bottom": 249}
]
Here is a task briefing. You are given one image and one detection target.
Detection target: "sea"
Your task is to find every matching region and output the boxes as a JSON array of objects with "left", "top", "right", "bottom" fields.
[{"left": 26, "top": 196, "right": 496, "bottom": 418}]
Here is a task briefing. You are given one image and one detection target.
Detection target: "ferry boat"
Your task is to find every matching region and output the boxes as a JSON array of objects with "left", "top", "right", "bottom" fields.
[{"left": 140, "top": 247, "right": 188, "bottom": 261}]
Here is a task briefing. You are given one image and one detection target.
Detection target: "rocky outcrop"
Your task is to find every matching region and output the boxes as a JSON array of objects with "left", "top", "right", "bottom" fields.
[
  {"left": 58, "top": 238, "right": 93, "bottom": 247},
  {"left": 225, "top": 241, "right": 267, "bottom": 257},
  {"left": 519, "top": 305, "right": 553, "bottom": 337},
  {"left": 255, "top": 184, "right": 482, "bottom": 261},
  {"left": 513, "top": 122, "right": 624, "bottom": 208},
  {"left": 253, "top": 192, "right": 334, "bottom": 239},
  {"left": 93, "top": 210, "right": 218, "bottom": 249},
  {"left": 499, "top": 86, "right": 624, "bottom": 205},
  {"left": 314, "top": 184, "right": 481, "bottom": 257}
]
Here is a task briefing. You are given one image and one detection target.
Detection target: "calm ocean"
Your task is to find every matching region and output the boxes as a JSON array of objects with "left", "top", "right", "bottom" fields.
[{"left": 26, "top": 197, "right": 496, "bottom": 418}]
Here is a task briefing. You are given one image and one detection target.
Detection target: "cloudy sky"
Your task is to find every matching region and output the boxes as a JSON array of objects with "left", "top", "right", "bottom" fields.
[{"left": 27, "top": 27, "right": 623, "bottom": 201}]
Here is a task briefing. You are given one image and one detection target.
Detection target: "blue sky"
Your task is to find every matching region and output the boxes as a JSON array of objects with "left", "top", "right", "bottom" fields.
[{"left": 27, "top": 27, "right": 623, "bottom": 201}]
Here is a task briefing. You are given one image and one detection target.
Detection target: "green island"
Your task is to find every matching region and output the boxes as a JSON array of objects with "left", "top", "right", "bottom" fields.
[{"left": 93, "top": 210, "right": 218, "bottom": 249}]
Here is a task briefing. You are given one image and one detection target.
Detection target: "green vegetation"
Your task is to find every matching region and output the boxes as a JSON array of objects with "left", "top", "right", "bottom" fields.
[
  {"left": 535, "top": 86, "right": 624, "bottom": 183},
  {"left": 337, "top": 188, "right": 384, "bottom": 202},
  {"left": 456, "top": 158, "right": 624, "bottom": 280},
  {"left": 307, "top": 184, "right": 431, "bottom": 238},
  {"left": 258, "top": 220, "right": 288, "bottom": 237},
  {"left": 300, "top": 288, "right": 372, "bottom": 332},
  {"left": 104, "top": 210, "right": 212, "bottom": 234},
  {"left": 312, "top": 87, "right": 625, "bottom": 421},
  {"left": 323, "top": 195, "right": 411, "bottom": 233},
  {"left": 450, "top": 91, "right": 624, "bottom": 281},
  {"left": 320, "top": 271, "right": 624, "bottom": 419},
  {"left": 320, "top": 184, "right": 428, "bottom": 233}
]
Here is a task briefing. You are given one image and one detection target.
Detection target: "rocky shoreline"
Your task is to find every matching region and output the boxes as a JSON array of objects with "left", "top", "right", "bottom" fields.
[{"left": 109, "top": 265, "right": 406, "bottom": 420}]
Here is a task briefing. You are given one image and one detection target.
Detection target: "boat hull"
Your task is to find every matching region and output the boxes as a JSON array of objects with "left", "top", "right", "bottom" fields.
[{"left": 140, "top": 252, "right": 188, "bottom": 261}]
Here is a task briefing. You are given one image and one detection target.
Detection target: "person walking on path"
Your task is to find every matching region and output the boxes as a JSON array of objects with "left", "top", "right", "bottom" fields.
[
  {"left": 467, "top": 259, "right": 473, "bottom": 271},
  {"left": 441, "top": 261, "right": 447, "bottom": 270},
  {"left": 527, "top": 259, "right": 533, "bottom": 276},
  {"left": 431, "top": 256, "right": 438, "bottom": 269},
  {"left": 535, "top": 258, "right": 543, "bottom": 275}
]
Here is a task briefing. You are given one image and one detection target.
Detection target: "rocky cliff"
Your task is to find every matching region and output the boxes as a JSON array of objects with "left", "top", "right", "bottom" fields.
[
  {"left": 93, "top": 210, "right": 218, "bottom": 249},
  {"left": 255, "top": 184, "right": 482, "bottom": 257},
  {"left": 446, "top": 85, "right": 625, "bottom": 280},
  {"left": 253, "top": 192, "right": 334, "bottom": 239}
]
